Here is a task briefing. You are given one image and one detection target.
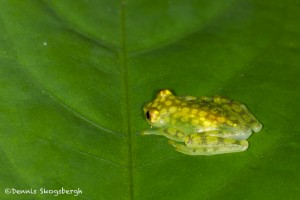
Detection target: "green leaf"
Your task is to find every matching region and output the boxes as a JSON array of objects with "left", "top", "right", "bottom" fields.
[{"left": 0, "top": 0, "right": 299, "bottom": 200}]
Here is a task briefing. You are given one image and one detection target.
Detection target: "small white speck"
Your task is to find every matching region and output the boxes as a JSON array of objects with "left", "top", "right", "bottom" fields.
[
  {"left": 43, "top": 42, "right": 47, "bottom": 46},
  {"left": 3, "top": 51, "right": 6, "bottom": 54},
  {"left": 42, "top": 90, "right": 45, "bottom": 93}
]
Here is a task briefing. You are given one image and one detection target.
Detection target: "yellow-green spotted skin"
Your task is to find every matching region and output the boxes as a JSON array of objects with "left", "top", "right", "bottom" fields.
[{"left": 143, "top": 89, "right": 262, "bottom": 155}]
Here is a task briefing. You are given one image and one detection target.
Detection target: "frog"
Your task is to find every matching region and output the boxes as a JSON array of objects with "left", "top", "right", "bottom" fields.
[{"left": 142, "top": 89, "right": 262, "bottom": 155}]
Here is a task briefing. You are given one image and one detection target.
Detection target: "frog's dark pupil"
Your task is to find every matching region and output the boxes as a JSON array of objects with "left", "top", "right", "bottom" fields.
[{"left": 146, "top": 111, "right": 151, "bottom": 120}]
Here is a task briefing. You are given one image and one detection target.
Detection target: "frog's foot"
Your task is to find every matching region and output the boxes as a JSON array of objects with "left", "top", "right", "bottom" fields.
[
  {"left": 141, "top": 130, "right": 153, "bottom": 135},
  {"left": 141, "top": 128, "right": 163, "bottom": 136},
  {"left": 168, "top": 140, "right": 214, "bottom": 155},
  {"left": 251, "top": 121, "right": 263, "bottom": 133},
  {"left": 168, "top": 135, "right": 248, "bottom": 155}
]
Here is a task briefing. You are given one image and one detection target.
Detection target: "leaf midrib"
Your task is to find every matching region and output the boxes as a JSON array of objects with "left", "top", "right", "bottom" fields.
[{"left": 119, "top": 2, "right": 134, "bottom": 200}]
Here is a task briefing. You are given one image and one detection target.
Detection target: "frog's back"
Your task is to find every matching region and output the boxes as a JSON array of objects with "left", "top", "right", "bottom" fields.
[{"left": 175, "top": 95, "right": 262, "bottom": 133}]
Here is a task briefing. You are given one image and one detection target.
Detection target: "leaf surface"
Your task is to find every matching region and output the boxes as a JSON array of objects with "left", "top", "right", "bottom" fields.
[{"left": 0, "top": 0, "right": 299, "bottom": 199}]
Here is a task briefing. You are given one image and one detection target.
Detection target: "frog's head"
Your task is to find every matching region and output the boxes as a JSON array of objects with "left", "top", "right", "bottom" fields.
[{"left": 143, "top": 89, "right": 173, "bottom": 127}]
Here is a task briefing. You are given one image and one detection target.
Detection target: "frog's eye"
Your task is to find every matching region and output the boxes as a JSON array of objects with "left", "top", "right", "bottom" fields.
[
  {"left": 145, "top": 109, "right": 159, "bottom": 124},
  {"left": 146, "top": 111, "right": 151, "bottom": 120}
]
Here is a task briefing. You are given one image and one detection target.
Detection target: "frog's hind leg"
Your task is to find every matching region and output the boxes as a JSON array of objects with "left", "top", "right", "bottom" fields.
[
  {"left": 169, "top": 134, "right": 248, "bottom": 155},
  {"left": 168, "top": 140, "right": 202, "bottom": 156},
  {"left": 236, "top": 103, "right": 263, "bottom": 133}
]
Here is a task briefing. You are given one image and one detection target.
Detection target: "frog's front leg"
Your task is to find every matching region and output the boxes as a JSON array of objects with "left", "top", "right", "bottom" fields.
[
  {"left": 142, "top": 127, "right": 185, "bottom": 142},
  {"left": 169, "top": 132, "right": 248, "bottom": 155}
]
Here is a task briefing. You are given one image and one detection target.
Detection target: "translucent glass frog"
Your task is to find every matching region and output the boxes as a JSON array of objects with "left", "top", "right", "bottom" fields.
[{"left": 142, "top": 89, "right": 262, "bottom": 155}]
